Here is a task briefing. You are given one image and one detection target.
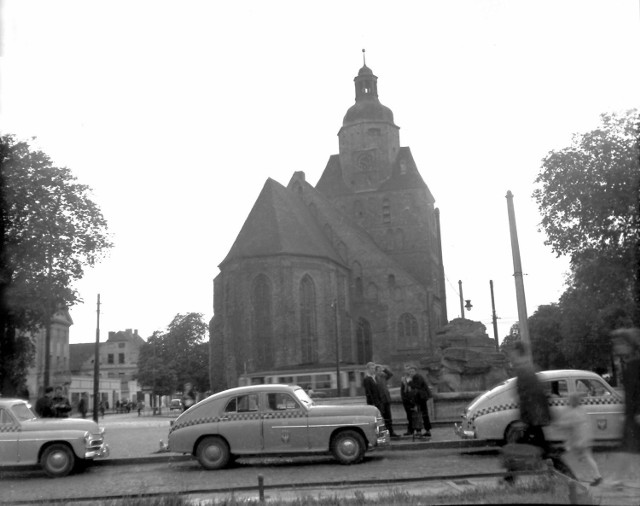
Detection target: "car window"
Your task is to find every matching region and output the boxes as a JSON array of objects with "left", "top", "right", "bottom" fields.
[
  {"left": 224, "top": 394, "right": 259, "bottom": 413},
  {"left": 542, "top": 379, "right": 568, "bottom": 398},
  {"left": 11, "top": 403, "right": 35, "bottom": 421},
  {"left": 266, "top": 393, "right": 300, "bottom": 411},
  {"left": 0, "top": 408, "right": 14, "bottom": 425},
  {"left": 575, "top": 378, "right": 612, "bottom": 397}
]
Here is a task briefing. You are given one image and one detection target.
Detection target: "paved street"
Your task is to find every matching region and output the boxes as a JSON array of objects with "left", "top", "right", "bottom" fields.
[{"left": 2, "top": 412, "right": 639, "bottom": 505}]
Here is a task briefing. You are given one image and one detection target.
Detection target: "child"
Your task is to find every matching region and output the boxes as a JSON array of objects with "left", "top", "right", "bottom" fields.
[{"left": 556, "top": 392, "right": 602, "bottom": 486}]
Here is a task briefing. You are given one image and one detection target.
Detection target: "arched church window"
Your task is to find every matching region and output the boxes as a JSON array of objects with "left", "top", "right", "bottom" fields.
[
  {"left": 356, "top": 318, "right": 373, "bottom": 364},
  {"left": 252, "top": 274, "right": 274, "bottom": 369},
  {"left": 300, "top": 275, "right": 318, "bottom": 364},
  {"left": 398, "top": 312, "right": 419, "bottom": 348},
  {"left": 382, "top": 198, "right": 391, "bottom": 224}
]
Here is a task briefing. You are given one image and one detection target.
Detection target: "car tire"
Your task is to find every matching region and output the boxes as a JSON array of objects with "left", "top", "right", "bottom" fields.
[
  {"left": 331, "top": 430, "right": 366, "bottom": 465},
  {"left": 41, "top": 443, "right": 76, "bottom": 478},
  {"left": 196, "top": 436, "right": 230, "bottom": 470},
  {"left": 504, "top": 421, "right": 526, "bottom": 445}
]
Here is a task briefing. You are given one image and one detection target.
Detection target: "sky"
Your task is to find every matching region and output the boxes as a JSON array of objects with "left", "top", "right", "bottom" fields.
[{"left": 1, "top": 0, "right": 639, "bottom": 346}]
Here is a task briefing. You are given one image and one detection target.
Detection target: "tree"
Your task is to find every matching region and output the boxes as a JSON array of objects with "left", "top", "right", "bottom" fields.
[
  {"left": 136, "top": 313, "right": 210, "bottom": 398},
  {"left": 532, "top": 110, "right": 639, "bottom": 371},
  {"left": 527, "top": 304, "right": 567, "bottom": 370},
  {"left": 0, "top": 135, "right": 112, "bottom": 395}
]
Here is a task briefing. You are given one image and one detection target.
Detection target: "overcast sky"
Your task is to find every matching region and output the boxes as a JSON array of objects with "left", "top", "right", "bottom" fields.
[{"left": 1, "top": 0, "right": 639, "bottom": 346}]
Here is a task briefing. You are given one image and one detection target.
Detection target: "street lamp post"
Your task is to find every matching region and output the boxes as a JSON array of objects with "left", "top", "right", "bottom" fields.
[{"left": 332, "top": 300, "right": 342, "bottom": 397}]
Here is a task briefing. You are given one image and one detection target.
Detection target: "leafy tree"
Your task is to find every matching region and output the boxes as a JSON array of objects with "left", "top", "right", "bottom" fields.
[
  {"left": 533, "top": 110, "right": 640, "bottom": 327},
  {"left": 135, "top": 313, "right": 210, "bottom": 398},
  {"left": 527, "top": 304, "right": 568, "bottom": 370},
  {"left": 0, "top": 135, "right": 112, "bottom": 395}
]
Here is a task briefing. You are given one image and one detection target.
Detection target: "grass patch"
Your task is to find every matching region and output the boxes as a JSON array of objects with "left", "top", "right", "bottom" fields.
[{"left": 90, "top": 473, "right": 585, "bottom": 505}]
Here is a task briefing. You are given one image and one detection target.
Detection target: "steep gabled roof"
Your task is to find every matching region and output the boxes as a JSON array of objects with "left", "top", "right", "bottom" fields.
[
  {"left": 378, "top": 147, "right": 433, "bottom": 201},
  {"left": 69, "top": 343, "right": 95, "bottom": 374},
  {"left": 220, "top": 178, "right": 343, "bottom": 267},
  {"left": 315, "top": 155, "right": 352, "bottom": 197}
]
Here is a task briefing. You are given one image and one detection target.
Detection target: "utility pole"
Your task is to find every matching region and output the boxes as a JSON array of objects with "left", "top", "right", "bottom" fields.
[
  {"left": 458, "top": 280, "right": 465, "bottom": 319},
  {"left": 490, "top": 280, "right": 500, "bottom": 352},
  {"left": 332, "top": 300, "right": 342, "bottom": 397},
  {"left": 92, "top": 294, "right": 100, "bottom": 423},
  {"left": 506, "top": 191, "right": 531, "bottom": 354}
]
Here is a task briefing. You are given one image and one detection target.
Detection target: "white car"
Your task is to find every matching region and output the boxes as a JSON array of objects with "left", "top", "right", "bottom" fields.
[
  {"left": 454, "top": 369, "right": 624, "bottom": 444},
  {"left": 0, "top": 398, "right": 109, "bottom": 477}
]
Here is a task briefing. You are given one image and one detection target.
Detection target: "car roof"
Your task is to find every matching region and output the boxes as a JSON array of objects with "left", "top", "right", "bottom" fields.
[
  {"left": 0, "top": 398, "right": 27, "bottom": 407},
  {"left": 207, "top": 384, "right": 300, "bottom": 400},
  {"left": 537, "top": 369, "right": 602, "bottom": 379}
]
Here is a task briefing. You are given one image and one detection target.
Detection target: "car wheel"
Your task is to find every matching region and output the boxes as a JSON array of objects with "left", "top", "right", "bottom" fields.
[
  {"left": 504, "top": 421, "right": 526, "bottom": 445},
  {"left": 41, "top": 443, "right": 76, "bottom": 478},
  {"left": 196, "top": 436, "right": 230, "bottom": 470},
  {"left": 331, "top": 430, "right": 366, "bottom": 465}
]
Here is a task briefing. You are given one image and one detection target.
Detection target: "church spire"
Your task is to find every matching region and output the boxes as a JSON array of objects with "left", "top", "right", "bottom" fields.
[{"left": 354, "top": 50, "right": 377, "bottom": 101}]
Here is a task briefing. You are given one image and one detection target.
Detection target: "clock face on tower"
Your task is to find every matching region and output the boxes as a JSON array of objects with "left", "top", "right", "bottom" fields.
[{"left": 356, "top": 151, "right": 374, "bottom": 172}]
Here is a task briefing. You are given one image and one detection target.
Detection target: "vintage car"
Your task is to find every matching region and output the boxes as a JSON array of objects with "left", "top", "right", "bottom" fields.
[
  {"left": 0, "top": 397, "right": 109, "bottom": 477},
  {"left": 169, "top": 399, "right": 183, "bottom": 411},
  {"left": 168, "top": 384, "right": 389, "bottom": 469},
  {"left": 454, "top": 369, "right": 624, "bottom": 444}
]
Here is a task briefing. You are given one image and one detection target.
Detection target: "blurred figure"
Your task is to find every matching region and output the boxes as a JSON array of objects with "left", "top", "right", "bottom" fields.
[
  {"left": 400, "top": 364, "right": 416, "bottom": 436},
  {"left": 78, "top": 392, "right": 88, "bottom": 419},
  {"left": 556, "top": 393, "right": 602, "bottom": 486},
  {"left": 51, "top": 386, "right": 72, "bottom": 418},
  {"left": 508, "top": 341, "right": 551, "bottom": 456},
  {"left": 405, "top": 364, "right": 432, "bottom": 438},
  {"left": 608, "top": 328, "right": 640, "bottom": 488},
  {"left": 182, "top": 382, "right": 196, "bottom": 411}
]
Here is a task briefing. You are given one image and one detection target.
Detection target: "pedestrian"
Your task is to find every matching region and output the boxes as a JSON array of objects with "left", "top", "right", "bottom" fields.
[
  {"left": 400, "top": 364, "right": 416, "bottom": 436},
  {"left": 138, "top": 400, "right": 145, "bottom": 416},
  {"left": 406, "top": 364, "right": 432, "bottom": 438},
  {"left": 35, "top": 386, "right": 55, "bottom": 418},
  {"left": 51, "top": 386, "right": 72, "bottom": 418},
  {"left": 555, "top": 393, "right": 602, "bottom": 486},
  {"left": 375, "top": 364, "right": 398, "bottom": 438},
  {"left": 99, "top": 400, "right": 105, "bottom": 418},
  {"left": 363, "top": 362, "right": 383, "bottom": 411},
  {"left": 182, "top": 382, "right": 196, "bottom": 411},
  {"left": 78, "top": 393, "right": 88, "bottom": 419},
  {"left": 607, "top": 328, "right": 640, "bottom": 488},
  {"left": 508, "top": 341, "right": 552, "bottom": 455}
]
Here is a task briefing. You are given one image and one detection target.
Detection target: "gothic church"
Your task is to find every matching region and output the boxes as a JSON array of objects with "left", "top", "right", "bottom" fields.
[{"left": 210, "top": 60, "right": 447, "bottom": 391}]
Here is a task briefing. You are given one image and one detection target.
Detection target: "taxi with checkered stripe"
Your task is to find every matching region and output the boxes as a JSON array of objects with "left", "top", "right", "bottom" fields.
[
  {"left": 454, "top": 369, "right": 624, "bottom": 444},
  {"left": 0, "top": 398, "right": 109, "bottom": 477},
  {"left": 168, "top": 384, "right": 390, "bottom": 469}
]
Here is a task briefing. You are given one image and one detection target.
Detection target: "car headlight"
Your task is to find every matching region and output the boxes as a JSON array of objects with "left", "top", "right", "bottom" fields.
[
  {"left": 84, "top": 431, "right": 91, "bottom": 444},
  {"left": 99, "top": 427, "right": 106, "bottom": 435}
]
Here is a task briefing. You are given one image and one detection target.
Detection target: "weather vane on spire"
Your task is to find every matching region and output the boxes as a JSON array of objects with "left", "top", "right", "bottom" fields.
[{"left": 362, "top": 48, "right": 366, "bottom": 66}]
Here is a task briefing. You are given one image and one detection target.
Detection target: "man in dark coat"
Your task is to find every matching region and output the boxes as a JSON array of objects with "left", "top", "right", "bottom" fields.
[
  {"left": 35, "top": 386, "right": 55, "bottom": 418},
  {"left": 509, "top": 341, "right": 551, "bottom": 455},
  {"left": 407, "top": 365, "right": 432, "bottom": 438},
  {"left": 51, "top": 386, "right": 72, "bottom": 418},
  {"left": 375, "top": 364, "right": 398, "bottom": 438},
  {"left": 363, "top": 362, "right": 382, "bottom": 411}
]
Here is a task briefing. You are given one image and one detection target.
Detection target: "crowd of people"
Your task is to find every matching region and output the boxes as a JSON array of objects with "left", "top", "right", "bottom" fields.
[{"left": 363, "top": 361, "right": 432, "bottom": 439}]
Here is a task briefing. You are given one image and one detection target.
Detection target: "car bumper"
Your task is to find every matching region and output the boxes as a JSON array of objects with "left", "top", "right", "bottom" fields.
[
  {"left": 375, "top": 429, "right": 391, "bottom": 447},
  {"left": 85, "top": 443, "right": 110, "bottom": 459},
  {"left": 454, "top": 423, "right": 475, "bottom": 439}
]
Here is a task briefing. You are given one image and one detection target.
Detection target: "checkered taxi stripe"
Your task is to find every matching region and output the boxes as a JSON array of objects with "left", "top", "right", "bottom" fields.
[
  {"left": 468, "top": 396, "right": 623, "bottom": 424},
  {"left": 170, "top": 410, "right": 306, "bottom": 434},
  {"left": 0, "top": 425, "right": 20, "bottom": 432}
]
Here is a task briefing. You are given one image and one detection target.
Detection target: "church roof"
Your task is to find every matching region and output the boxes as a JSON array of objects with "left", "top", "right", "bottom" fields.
[
  {"left": 220, "top": 178, "right": 343, "bottom": 267},
  {"left": 378, "top": 147, "right": 434, "bottom": 201},
  {"left": 314, "top": 155, "right": 352, "bottom": 196}
]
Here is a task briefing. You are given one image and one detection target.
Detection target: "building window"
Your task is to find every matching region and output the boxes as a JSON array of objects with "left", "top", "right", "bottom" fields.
[
  {"left": 119, "top": 353, "right": 125, "bottom": 364},
  {"left": 398, "top": 313, "right": 419, "bottom": 348},
  {"left": 356, "top": 318, "right": 372, "bottom": 364},
  {"left": 382, "top": 199, "right": 391, "bottom": 224},
  {"left": 300, "top": 275, "right": 318, "bottom": 364},
  {"left": 118, "top": 343, "right": 125, "bottom": 348},
  {"left": 108, "top": 354, "right": 114, "bottom": 364},
  {"left": 252, "top": 274, "right": 274, "bottom": 370}
]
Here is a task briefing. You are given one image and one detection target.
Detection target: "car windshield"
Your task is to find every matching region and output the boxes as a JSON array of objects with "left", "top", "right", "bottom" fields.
[
  {"left": 12, "top": 402, "right": 37, "bottom": 421},
  {"left": 293, "top": 387, "right": 314, "bottom": 407}
]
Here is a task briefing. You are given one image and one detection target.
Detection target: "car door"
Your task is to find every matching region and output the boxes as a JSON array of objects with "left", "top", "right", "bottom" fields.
[
  {"left": 0, "top": 407, "right": 19, "bottom": 464},
  {"left": 539, "top": 378, "right": 570, "bottom": 441},
  {"left": 573, "top": 377, "right": 624, "bottom": 441},
  {"left": 218, "top": 393, "right": 262, "bottom": 453},
  {"left": 262, "top": 392, "right": 309, "bottom": 453}
]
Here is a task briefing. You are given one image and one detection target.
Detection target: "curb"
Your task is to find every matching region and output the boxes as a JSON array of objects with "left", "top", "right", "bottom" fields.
[{"left": 95, "top": 438, "right": 498, "bottom": 466}]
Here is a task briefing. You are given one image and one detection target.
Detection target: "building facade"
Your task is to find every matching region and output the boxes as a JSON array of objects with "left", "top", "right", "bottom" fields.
[{"left": 210, "top": 63, "right": 447, "bottom": 392}]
